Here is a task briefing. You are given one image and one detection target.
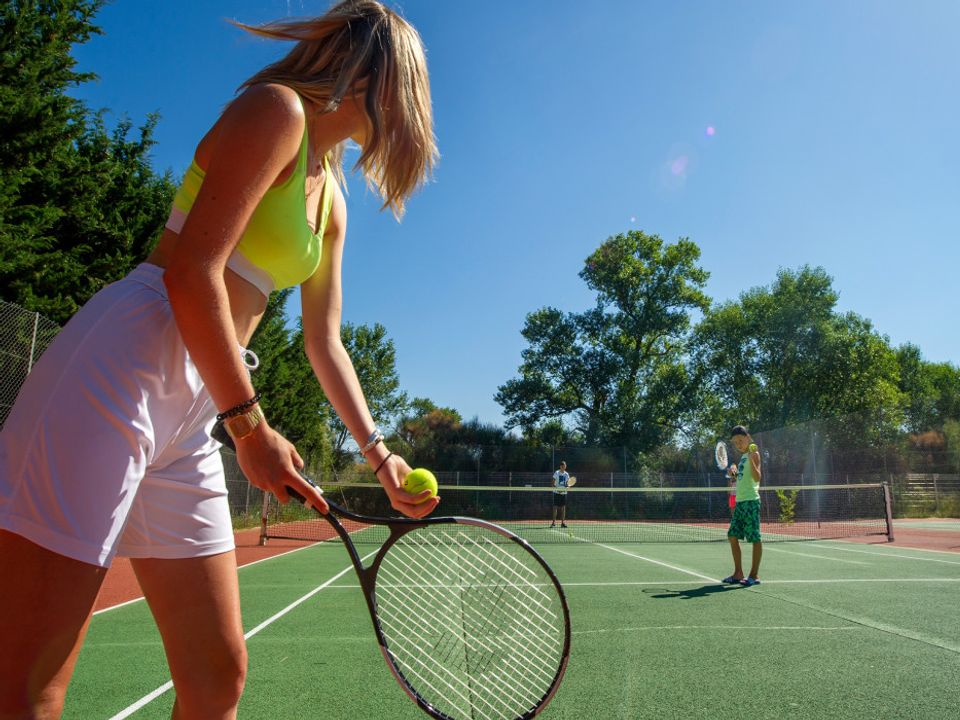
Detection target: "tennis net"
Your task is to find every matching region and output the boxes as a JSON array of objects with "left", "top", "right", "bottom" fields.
[{"left": 259, "top": 482, "right": 893, "bottom": 545}]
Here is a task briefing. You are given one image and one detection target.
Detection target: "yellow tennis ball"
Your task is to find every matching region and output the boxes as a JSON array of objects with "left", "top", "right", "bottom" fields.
[
  {"left": 749, "top": 443, "right": 758, "bottom": 452},
  {"left": 403, "top": 468, "right": 438, "bottom": 503}
]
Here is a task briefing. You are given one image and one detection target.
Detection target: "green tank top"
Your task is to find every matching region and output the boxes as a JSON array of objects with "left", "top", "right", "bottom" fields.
[
  {"left": 735, "top": 452, "right": 760, "bottom": 502},
  {"left": 166, "top": 96, "right": 334, "bottom": 296}
]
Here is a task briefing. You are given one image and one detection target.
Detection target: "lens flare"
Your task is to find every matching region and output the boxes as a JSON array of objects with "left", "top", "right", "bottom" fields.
[{"left": 670, "top": 155, "right": 689, "bottom": 176}]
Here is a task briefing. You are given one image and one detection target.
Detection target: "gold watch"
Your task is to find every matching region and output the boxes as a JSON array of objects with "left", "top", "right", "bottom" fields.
[{"left": 222, "top": 405, "right": 266, "bottom": 441}]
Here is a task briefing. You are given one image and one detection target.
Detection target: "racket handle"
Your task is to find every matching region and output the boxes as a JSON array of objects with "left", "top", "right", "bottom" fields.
[
  {"left": 213, "top": 421, "right": 322, "bottom": 508},
  {"left": 286, "top": 486, "right": 307, "bottom": 504}
]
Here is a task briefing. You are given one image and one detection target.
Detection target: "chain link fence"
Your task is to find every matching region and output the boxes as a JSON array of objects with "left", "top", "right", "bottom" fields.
[
  {"left": 0, "top": 300, "right": 61, "bottom": 430},
  {"left": 2, "top": 300, "right": 957, "bottom": 520}
]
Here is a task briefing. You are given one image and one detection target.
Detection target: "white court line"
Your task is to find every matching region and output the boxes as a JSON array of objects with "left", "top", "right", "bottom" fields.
[
  {"left": 760, "top": 578, "right": 960, "bottom": 584},
  {"left": 277, "top": 577, "right": 960, "bottom": 589},
  {"left": 92, "top": 597, "right": 144, "bottom": 616},
  {"left": 108, "top": 549, "right": 376, "bottom": 720},
  {"left": 824, "top": 540, "right": 960, "bottom": 556},
  {"left": 574, "top": 625, "right": 863, "bottom": 635},
  {"left": 560, "top": 529, "right": 718, "bottom": 583},
  {"left": 560, "top": 533, "right": 960, "bottom": 654},
  {"left": 810, "top": 544, "right": 960, "bottom": 566},
  {"left": 744, "top": 588, "right": 960, "bottom": 655},
  {"left": 93, "top": 542, "right": 329, "bottom": 616},
  {"left": 763, "top": 547, "right": 872, "bottom": 565}
]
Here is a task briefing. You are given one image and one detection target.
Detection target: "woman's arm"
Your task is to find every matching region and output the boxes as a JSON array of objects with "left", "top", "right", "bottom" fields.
[
  {"left": 301, "top": 182, "right": 437, "bottom": 518},
  {"left": 164, "top": 84, "right": 326, "bottom": 510}
]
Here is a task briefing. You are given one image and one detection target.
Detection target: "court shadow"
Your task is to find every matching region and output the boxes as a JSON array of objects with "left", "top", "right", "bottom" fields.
[{"left": 643, "top": 584, "right": 742, "bottom": 600}]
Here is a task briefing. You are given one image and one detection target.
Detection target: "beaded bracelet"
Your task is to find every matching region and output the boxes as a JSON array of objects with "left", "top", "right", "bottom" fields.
[
  {"left": 374, "top": 452, "right": 394, "bottom": 476},
  {"left": 216, "top": 391, "right": 262, "bottom": 421}
]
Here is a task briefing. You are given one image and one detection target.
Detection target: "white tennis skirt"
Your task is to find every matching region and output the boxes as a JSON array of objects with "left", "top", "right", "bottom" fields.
[{"left": 0, "top": 263, "right": 237, "bottom": 567}]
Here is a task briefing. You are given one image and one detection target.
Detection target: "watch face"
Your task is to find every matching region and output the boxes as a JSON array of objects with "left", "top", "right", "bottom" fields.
[{"left": 225, "top": 407, "right": 263, "bottom": 440}]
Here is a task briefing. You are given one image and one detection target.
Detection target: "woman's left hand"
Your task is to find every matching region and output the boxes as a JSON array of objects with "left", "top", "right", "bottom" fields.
[{"left": 375, "top": 453, "right": 440, "bottom": 518}]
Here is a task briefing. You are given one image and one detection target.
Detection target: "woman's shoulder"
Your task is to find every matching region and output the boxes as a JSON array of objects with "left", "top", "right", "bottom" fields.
[{"left": 223, "top": 83, "right": 306, "bottom": 135}]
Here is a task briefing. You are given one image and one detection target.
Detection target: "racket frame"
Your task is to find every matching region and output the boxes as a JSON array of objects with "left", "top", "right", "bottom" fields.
[{"left": 714, "top": 440, "right": 729, "bottom": 471}]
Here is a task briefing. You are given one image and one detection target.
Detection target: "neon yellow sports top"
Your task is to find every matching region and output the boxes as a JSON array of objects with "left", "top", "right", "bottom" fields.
[
  {"left": 735, "top": 452, "right": 760, "bottom": 502},
  {"left": 165, "top": 112, "right": 334, "bottom": 297}
]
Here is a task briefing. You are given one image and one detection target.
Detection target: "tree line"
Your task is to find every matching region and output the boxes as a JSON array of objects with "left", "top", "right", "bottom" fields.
[{"left": 4, "top": 1, "right": 959, "bottom": 477}]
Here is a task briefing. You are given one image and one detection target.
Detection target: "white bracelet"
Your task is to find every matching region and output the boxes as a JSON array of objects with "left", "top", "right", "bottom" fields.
[{"left": 360, "top": 428, "right": 384, "bottom": 454}]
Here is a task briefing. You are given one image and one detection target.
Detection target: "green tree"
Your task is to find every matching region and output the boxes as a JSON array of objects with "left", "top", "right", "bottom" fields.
[
  {"left": 496, "top": 231, "right": 710, "bottom": 452},
  {"left": 0, "top": 0, "right": 175, "bottom": 324},
  {"left": 897, "top": 344, "right": 960, "bottom": 432},
  {"left": 520, "top": 419, "right": 583, "bottom": 448},
  {"left": 245, "top": 290, "right": 334, "bottom": 470},
  {"left": 691, "top": 266, "right": 904, "bottom": 444},
  {"left": 322, "top": 323, "right": 409, "bottom": 468},
  {"left": 392, "top": 399, "right": 464, "bottom": 470}
]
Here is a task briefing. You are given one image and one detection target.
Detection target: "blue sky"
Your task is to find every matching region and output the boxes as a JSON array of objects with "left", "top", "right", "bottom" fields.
[{"left": 71, "top": 1, "right": 960, "bottom": 427}]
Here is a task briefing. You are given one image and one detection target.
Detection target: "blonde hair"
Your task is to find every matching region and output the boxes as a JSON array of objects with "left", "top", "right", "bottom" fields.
[{"left": 236, "top": 0, "right": 437, "bottom": 217}]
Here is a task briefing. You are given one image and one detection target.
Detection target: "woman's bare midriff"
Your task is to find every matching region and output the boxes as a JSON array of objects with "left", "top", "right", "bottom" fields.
[{"left": 146, "top": 229, "right": 267, "bottom": 347}]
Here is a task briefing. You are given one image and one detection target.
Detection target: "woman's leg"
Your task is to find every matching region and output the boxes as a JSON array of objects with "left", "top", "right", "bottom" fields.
[
  {"left": 0, "top": 530, "right": 107, "bottom": 719},
  {"left": 131, "top": 552, "right": 246, "bottom": 720}
]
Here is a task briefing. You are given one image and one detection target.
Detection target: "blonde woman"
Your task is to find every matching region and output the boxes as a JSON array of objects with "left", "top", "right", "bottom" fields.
[{"left": 0, "top": 2, "right": 438, "bottom": 716}]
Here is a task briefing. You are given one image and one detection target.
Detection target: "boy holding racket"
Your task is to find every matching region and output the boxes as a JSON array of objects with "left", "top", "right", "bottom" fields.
[{"left": 723, "top": 426, "right": 763, "bottom": 586}]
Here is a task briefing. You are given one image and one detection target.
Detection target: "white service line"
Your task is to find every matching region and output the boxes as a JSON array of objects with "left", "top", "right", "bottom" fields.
[
  {"left": 810, "top": 544, "right": 960, "bottom": 566},
  {"left": 561, "top": 530, "right": 718, "bottom": 583},
  {"left": 763, "top": 547, "right": 872, "bottom": 565},
  {"left": 745, "top": 588, "right": 960, "bottom": 655},
  {"left": 574, "top": 625, "right": 864, "bottom": 635},
  {"left": 257, "top": 577, "right": 960, "bottom": 589},
  {"left": 107, "top": 550, "right": 376, "bottom": 720}
]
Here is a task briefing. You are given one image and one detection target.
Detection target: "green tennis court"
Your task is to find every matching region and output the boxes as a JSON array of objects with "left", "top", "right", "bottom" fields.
[{"left": 63, "top": 528, "right": 959, "bottom": 720}]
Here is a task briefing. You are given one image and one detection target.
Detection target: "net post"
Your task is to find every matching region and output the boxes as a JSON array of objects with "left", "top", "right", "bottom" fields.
[
  {"left": 259, "top": 488, "right": 271, "bottom": 546},
  {"left": 882, "top": 482, "right": 895, "bottom": 542}
]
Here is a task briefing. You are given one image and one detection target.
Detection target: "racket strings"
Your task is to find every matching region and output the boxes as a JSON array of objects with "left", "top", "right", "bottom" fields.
[
  {"left": 382, "top": 541, "right": 560, "bottom": 682},
  {"left": 375, "top": 525, "right": 566, "bottom": 720},
  {"left": 395, "top": 532, "right": 564, "bottom": 668},
  {"left": 376, "top": 566, "right": 544, "bottom": 718}
]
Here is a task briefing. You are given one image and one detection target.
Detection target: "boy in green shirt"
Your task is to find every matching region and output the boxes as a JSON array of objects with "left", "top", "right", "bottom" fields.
[{"left": 722, "top": 425, "right": 763, "bottom": 587}]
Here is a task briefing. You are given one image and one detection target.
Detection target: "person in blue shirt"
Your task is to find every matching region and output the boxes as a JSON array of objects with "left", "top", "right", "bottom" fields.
[{"left": 550, "top": 461, "right": 571, "bottom": 528}]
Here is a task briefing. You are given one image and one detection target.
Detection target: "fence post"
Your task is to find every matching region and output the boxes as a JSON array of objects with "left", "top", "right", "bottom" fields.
[{"left": 27, "top": 311, "right": 40, "bottom": 373}]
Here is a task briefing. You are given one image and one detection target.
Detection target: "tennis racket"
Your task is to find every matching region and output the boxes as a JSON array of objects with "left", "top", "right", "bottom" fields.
[
  {"left": 566, "top": 476, "right": 577, "bottom": 488},
  {"left": 714, "top": 440, "right": 729, "bottom": 471},
  {"left": 217, "top": 429, "right": 571, "bottom": 719}
]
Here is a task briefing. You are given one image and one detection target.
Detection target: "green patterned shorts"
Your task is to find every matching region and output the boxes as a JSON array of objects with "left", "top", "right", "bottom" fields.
[{"left": 728, "top": 499, "right": 762, "bottom": 543}]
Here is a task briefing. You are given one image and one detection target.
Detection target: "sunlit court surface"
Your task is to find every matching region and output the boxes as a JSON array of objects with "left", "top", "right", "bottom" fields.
[
  {"left": 4, "top": 1, "right": 960, "bottom": 719},
  {"left": 65, "top": 509, "right": 959, "bottom": 719}
]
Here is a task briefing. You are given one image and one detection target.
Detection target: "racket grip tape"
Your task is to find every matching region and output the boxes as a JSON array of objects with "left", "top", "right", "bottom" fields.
[{"left": 285, "top": 470, "right": 323, "bottom": 513}]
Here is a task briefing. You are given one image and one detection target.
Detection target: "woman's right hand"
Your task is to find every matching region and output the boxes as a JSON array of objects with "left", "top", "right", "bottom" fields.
[{"left": 233, "top": 422, "right": 328, "bottom": 513}]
